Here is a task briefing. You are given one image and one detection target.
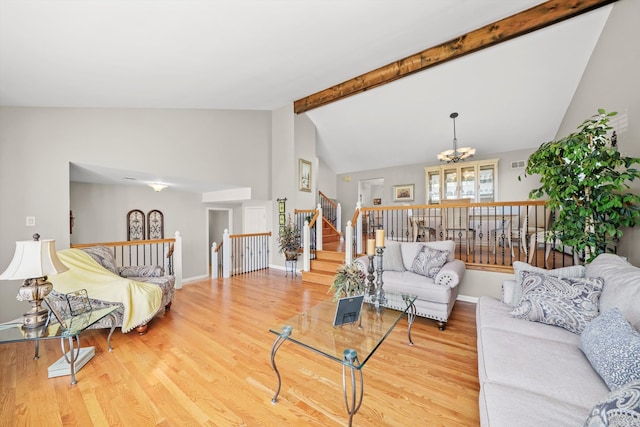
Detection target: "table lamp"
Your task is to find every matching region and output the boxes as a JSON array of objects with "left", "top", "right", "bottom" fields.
[{"left": 0, "top": 234, "right": 68, "bottom": 328}]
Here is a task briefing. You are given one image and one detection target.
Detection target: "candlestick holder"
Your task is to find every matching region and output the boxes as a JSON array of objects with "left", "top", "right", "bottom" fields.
[
  {"left": 374, "top": 246, "right": 386, "bottom": 306},
  {"left": 366, "top": 255, "right": 376, "bottom": 298}
]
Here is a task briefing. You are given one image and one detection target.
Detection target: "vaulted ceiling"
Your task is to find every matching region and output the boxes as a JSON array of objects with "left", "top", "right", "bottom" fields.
[{"left": 0, "top": 1, "right": 615, "bottom": 177}]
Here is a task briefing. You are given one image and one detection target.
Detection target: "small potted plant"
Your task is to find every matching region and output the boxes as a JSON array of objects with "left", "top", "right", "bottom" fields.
[
  {"left": 278, "top": 214, "right": 301, "bottom": 261},
  {"left": 328, "top": 261, "right": 366, "bottom": 301}
]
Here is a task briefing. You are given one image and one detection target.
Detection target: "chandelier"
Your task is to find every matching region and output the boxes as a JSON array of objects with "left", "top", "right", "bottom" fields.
[{"left": 437, "top": 112, "right": 476, "bottom": 163}]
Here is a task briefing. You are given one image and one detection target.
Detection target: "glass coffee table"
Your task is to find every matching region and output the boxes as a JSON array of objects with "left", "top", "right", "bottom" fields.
[
  {"left": 0, "top": 305, "right": 118, "bottom": 385},
  {"left": 269, "top": 292, "right": 417, "bottom": 426}
]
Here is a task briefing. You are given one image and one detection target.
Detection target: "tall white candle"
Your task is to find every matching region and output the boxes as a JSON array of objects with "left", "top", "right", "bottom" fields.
[
  {"left": 367, "top": 239, "right": 375, "bottom": 256},
  {"left": 375, "top": 229, "right": 385, "bottom": 247}
]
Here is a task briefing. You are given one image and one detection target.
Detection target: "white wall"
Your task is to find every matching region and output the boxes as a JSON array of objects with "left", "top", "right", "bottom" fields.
[
  {"left": 336, "top": 148, "right": 541, "bottom": 234},
  {"left": 317, "top": 157, "right": 337, "bottom": 200},
  {"left": 71, "top": 182, "right": 205, "bottom": 279},
  {"left": 270, "top": 106, "right": 296, "bottom": 266},
  {"left": 0, "top": 107, "right": 271, "bottom": 321},
  {"left": 270, "top": 106, "right": 319, "bottom": 267},
  {"left": 558, "top": 0, "right": 640, "bottom": 265}
]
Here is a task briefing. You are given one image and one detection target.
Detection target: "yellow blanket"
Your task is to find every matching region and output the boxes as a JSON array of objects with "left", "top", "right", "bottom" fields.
[{"left": 50, "top": 248, "right": 162, "bottom": 333}]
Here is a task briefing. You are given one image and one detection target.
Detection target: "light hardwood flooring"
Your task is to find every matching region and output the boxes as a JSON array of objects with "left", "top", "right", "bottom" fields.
[{"left": 1, "top": 270, "right": 480, "bottom": 426}]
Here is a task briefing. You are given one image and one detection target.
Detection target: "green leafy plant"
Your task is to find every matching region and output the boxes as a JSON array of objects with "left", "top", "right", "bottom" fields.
[
  {"left": 523, "top": 109, "right": 640, "bottom": 262},
  {"left": 328, "top": 261, "right": 366, "bottom": 300},
  {"left": 277, "top": 214, "right": 300, "bottom": 259}
]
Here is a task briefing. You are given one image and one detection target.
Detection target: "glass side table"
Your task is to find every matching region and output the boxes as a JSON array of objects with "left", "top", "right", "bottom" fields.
[{"left": 0, "top": 305, "right": 118, "bottom": 385}]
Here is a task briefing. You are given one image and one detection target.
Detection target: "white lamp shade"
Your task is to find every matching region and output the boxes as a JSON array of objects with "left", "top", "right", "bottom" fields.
[{"left": 0, "top": 239, "right": 69, "bottom": 280}]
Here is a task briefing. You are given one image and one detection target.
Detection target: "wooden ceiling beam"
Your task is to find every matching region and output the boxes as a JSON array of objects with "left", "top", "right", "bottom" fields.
[{"left": 294, "top": 0, "right": 617, "bottom": 114}]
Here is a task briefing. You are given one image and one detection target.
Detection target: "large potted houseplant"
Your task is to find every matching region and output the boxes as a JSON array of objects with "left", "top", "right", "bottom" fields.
[
  {"left": 523, "top": 109, "right": 640, "bottom": 262},
  {"left": 328, "top": 261, "right": 366, "bottom": 301},
  {"left": 278, "top": 214, "right": 301, "bottom": 261}
]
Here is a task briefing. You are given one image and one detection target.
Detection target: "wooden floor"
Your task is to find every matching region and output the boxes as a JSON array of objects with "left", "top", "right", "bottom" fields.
[{"left": 0, "top": 270, "right": 480, "bottom": 426}]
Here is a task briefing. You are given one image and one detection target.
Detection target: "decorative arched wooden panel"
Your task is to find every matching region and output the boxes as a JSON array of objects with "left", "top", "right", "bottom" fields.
[
  {"left": 147, "top": 210, "right": 164, "bottom": 240},
  {"left": 127, "top": 209, "right": 145, "bottom": 240}
]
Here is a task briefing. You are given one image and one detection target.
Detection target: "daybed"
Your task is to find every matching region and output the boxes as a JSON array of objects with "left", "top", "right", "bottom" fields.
[
  {"left": 357, "top": 240, "right": 466, "bottom": 330},
  {"left": 48, "top": 246, "right": 175, "bottom": 335},
  {"left": 477, "top": 255, "right": 640, "bottom": 426}
]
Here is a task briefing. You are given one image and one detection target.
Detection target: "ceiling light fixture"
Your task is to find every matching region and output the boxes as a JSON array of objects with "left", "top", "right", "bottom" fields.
[
  {"left": 148, "top": 183, "right": 168, "bottom": 192},
  {"left": 437, "top": 112, "right": 475, "bottom": 163}
]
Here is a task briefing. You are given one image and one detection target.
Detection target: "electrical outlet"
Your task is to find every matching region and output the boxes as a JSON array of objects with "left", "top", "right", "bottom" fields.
[{"left": 26, "top": 216, "right": 35, "bottom": 227}]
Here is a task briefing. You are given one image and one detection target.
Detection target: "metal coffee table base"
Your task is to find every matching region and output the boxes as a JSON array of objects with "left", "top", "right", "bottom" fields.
[
  {"left": 270, "top": 330, "right": 366, "bottom": 427},
  {"left": 270, "top": 302, "right": 416, "bottom": 426}
]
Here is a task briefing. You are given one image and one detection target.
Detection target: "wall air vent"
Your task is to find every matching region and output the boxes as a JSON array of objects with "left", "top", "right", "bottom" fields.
[{"left": 511, "top": 160, "right": 526, "bottom": 169}]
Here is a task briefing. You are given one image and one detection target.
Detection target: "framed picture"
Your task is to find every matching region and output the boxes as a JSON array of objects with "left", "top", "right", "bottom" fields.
[
  {"left": 299, "top": 159, "right": 312, "bottom": 192},
  {"left": 393, "top": 184, "right": 414, "bottom": 202},
  {"left": 373, "top": 198, "right": 382, "bottom": 205},
  {"left": 44, "top": 297, "right": 68, "bottom": 329}
]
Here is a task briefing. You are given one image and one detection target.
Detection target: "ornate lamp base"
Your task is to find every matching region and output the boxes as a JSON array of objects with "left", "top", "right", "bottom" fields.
[{"left": 17, "top": 277, "right": 53, "bottom": 328}]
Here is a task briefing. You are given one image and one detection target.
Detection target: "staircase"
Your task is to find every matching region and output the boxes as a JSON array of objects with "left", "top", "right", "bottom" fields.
[
  {"left": 301, "top": 249, "right": 344, "bottom": 286},
  {"left": 299, "top": 192, "right": 346, "bottom": 286},
  {"left": 322, "top": 216, "right": 340, "bottom": 245}
]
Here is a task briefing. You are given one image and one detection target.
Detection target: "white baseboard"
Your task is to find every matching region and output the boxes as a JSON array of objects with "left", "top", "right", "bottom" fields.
[
  {"left": 269, "top": 264, "right": 300, "bottom": 272},
  {"left": 182, "top": 274, "right": 209, "bottom": 284},
  {"left": 457, "top": 294, "right": 478, "bottom": 304}
]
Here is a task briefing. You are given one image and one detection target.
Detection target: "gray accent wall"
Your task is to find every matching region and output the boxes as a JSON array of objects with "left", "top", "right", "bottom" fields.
[
  {"left": 0, "top": 107, "right": 271, "bottom": 321},
  {"left": 336, "top": 148, "right": 541, "bottom": 234},
  {"left": 70, "top": 181, "right": 205, "bottom": 280},
  {"left": 0, "top": 0, "right": 637, "bottom": 321},
  {"left": 558, "top": 0, "right": 640, "bottom": 265}
]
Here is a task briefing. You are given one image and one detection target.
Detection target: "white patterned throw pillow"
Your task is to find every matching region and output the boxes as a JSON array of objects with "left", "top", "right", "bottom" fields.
[
  {"left": 508, "top": 261, "right": 586, "bottom": 307},
  {"left": 583, "top": 380, "right": 640, "bottom": 426},
  {"left": 580, "top": 308, "right": 640, "bottom": 391},
  {"left": 411, "top": 246, "right": 449, "bottom": 279},
  {"left": 510, "top": 272, "right": 603, "bottom": 334}
]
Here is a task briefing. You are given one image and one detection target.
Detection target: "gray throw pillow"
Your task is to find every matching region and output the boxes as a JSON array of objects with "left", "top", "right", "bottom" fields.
[
  {"left": 118, "top": 265, "right": 164, "bottom": 278},
  {"left": 382, "top": 241, "right": 405, "bottom": 272},
  {"left": 509, "top": 261, "right": 586, "bottom": 307},
  {"left": 411, "top": 246, "right": 449, "bottom": 279},
  {"left": 80, "top": 246, "right": 118, "bottom": 275},
  {"left": 580, "top": 308, "right": 640, "bottom": 391},
  {"left": 510, "top": 272, "right": 603, "bottom": 335},
  {"left": 586, "top": 254, "right": 640, "bottom": 328},
  {"left": 583, "top": 379, "right": 640, "bottom": 426}
]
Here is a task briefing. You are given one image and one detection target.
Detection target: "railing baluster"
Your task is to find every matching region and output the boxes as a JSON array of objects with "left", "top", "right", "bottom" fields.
[{"left": 356, "top": 201, "right": 562, "bottom": 268}]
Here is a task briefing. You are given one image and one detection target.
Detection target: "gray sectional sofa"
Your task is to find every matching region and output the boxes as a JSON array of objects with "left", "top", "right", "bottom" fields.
[
  {"left": 477, "top": 255, "right": 640, "bottom": 426},
  {"left": 357, "top": 240, "right": 466, "bottom": 330}
]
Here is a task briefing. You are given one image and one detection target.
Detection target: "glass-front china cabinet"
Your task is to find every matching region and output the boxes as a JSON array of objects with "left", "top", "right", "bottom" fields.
[{"left": 425, "top": 159, "right": 498, "bottom": 204}]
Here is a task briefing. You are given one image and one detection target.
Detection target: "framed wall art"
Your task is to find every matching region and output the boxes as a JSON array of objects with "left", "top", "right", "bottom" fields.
[
  {"left": 299, "top": 159, "right": 311, "bottom": 192},
  {"left": 393, "top": 184, "right": 414, "bottom": 202},
  {"left": 277, "top": 198, "right": 287, "bottom": 232},
  {"left": 127, "top": 209, "right": 145, "bottom": 240},
  {"left": 147, "top": 210, "right": 164, "bottom": 239}
]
